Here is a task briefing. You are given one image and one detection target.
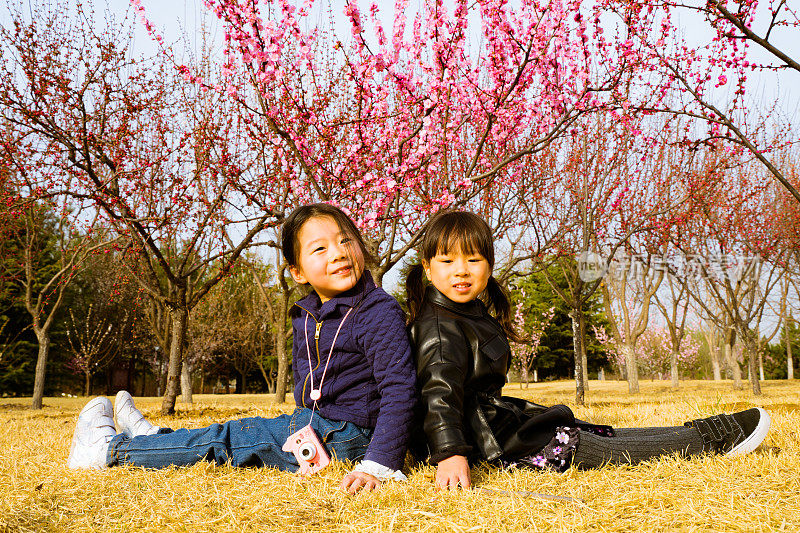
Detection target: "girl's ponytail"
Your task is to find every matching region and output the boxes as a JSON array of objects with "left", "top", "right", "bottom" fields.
[
  {"left": 405, "top": 263, "right": 426, "bottom": 325},
  {"left": 486, "top": 276, "right": 524, "bottom": 344}
]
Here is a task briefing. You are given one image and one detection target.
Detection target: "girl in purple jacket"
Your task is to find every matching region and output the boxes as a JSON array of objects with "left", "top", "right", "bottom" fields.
[{"left": 67, "top": 204, "right": 417, "bottom": 494}]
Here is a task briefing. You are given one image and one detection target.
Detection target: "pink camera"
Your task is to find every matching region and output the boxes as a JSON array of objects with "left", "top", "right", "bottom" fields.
[{"left": 282, "top": 424, "right": 331, "bottom": 475}]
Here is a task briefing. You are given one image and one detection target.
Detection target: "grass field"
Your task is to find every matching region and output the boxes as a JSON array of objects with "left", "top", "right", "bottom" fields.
[{"left": 1, "top": 380, "right": 798, "bottom": 532}]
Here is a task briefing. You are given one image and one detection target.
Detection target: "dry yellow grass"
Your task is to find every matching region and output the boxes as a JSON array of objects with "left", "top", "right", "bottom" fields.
[{"left": 1, "top": 380, "right": 798, "bottom": 532}]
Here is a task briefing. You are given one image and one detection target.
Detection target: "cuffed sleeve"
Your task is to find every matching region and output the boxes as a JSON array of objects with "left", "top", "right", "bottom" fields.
[{"left": 352, "top": 460, "right": 407, "bottom": 481}]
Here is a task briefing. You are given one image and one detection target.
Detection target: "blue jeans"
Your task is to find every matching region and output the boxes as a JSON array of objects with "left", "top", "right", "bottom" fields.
[{"left": 107, "top": 408, "right": 372, "bottom": 471}]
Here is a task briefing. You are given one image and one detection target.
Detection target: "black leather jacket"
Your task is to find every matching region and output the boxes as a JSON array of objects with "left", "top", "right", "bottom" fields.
[{"left": 409, "top": 286, "right": 578, "bottom": 463}]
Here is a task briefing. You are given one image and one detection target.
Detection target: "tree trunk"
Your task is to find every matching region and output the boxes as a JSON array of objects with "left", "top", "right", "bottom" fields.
[
  {"left": 257, "top": 355, "right": 276, "bottom": 393},
  {"left": 156, "top": 362, "right": 162, "bottom": 397},
  {"left": 85, "top": 371, "right": 91, "bottom": 397},
  {"left": 724, "top": 332, "right": 742, "bottom": 389},
  {"left": 569, "top": 308, "right": 585, "bottom": 406},
  {"left": 731, "top": 347, "right": 742, "bottom": 388},
  {"left": 758, "top": 351, "right": 764, "bottom": 382},
  {"left": 580, "top": 315, "right": 589, "bottom": 390},
  {"left": 786, "top": 315, "right": 794, "bottom": 380},
  {"left": 273, "top": 277, "right": 291, "bottom": 403},
  {"left": 162, "top": 302, "right": 188, "bottom": 415},
  {"left": 180, "top": 359, "right": 193, "bottom": 404},
  {"left": 670, "top": 350, "right": 679, "bottom": 389},
  {"left": 256, "top": 359, "right": 272, "bottom": 392},
  {"left": 741, "top": 330, "right": 762, "bottom": 395},
  {"left": 704, "top": 328, "right": 722, "bottom": 381},
  {"left": 273, "top": 332, "right": 289, "bottom": 402},
  {"left": 711, "top": 344, "right": 722, "bottom": 381},
  {"left": 31, "top": 329, "right": 51, "bottom": 410},
  {"left": 622, "top": 343, "right": 639, "bottom": 394},
  {"left": 160, "top": 359, "right": 168, "bottom": 397}
]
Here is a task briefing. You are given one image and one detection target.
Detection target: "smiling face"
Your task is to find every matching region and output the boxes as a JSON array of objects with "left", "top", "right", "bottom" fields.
[
  {"left": 424, "top": 246, "right": 491, "bottom": 304},
  {"left": 288, "top": 216, "right": 365, "bottom": 302}
]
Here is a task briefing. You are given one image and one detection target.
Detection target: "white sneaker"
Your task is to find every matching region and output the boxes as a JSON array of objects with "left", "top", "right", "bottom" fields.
[
  {"left": 114, "top": 390, "right": 160, "bottom": 438},
  {"left": 67, "top": 397, "right": 117, "bottom": 469}
]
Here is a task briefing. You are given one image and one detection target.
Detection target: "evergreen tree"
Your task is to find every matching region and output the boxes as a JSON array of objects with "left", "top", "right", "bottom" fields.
[
  {"left": 764, "top": 322, "right": 800, "bottom": 380},
  {"left": 510, "top": 262, "right": 610, "bottom": 380},
  {"left": 0, "top": 200, "right": 81, "bottom": 397}
]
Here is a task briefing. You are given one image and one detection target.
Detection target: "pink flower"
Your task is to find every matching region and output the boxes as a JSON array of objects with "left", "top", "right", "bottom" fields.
[{"left": 530, "top": 455, "right": 546, "bottom": 467}]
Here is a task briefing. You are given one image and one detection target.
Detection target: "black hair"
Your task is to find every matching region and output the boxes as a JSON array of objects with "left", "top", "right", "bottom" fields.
[
  {"left": 280, "top": 203, "right": 372, "bottom": 269},
  {"left": 405, "top": 210, "right": 522, "bottom": 343}
]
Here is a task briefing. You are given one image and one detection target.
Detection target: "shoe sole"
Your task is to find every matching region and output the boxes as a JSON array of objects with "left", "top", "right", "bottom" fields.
[
  {"left": 114, "top": 390, "right": 132, "bottom": 420},
  {"left": 114, "top": 390, "right": 134, "bottom": 438},
  {"left": 67, "top": 397, "right": 114, "bottom": 469},
  {"left": 114, "top": 390, "right": 158, "bottom": 438},
  {"left": 727, "top": 407, "right": 770, "bottom": 456}
]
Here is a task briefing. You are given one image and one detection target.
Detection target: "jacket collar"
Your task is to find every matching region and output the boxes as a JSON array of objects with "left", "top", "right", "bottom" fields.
[
  {"left": 425, "top": 285, "right": 485, "bottom": 317},
  {"left": 294, "top": 270, "right": 376, "bottom": 320}
]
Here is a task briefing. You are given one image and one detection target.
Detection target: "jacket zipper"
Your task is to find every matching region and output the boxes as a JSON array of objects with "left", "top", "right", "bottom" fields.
[
  {"left": 295, "top": 304, "right": 323, "bottom": 408},
  {"left": 314, "top": 322, "right": 323, "bottom": 374}
]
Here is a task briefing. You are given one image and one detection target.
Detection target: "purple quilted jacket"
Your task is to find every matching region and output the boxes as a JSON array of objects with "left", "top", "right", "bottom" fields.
[{"left": 291, "top": 270, "right": 417, "bottom": 470}]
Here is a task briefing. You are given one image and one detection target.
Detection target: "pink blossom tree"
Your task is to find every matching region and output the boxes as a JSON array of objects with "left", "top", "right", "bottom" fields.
[
  {"left": 144, "top": 0, "right": 638, "bottom": 276},
  {"left": 127, "top": 0, "right": 641, "bottom": 402},
  {"left": 0, "top": 136, "right": 111, "bottom": 408},
  {"left": 509, "top": 292, "right": 555, "bottom": 387},
  {"left": 602, "top": 0, "right": 800, "bottom": 205},
  {"left": 673, "top": 155, "right": 789, "bottom": 394},
  {"left": 593, "top": 323, "right": 700, "bottom": 380},
  {"left": 636, "top": 325, "right": 701, "bottom": 380},
  {"left": 653, "top": 272, "right": 694, "bottom": 388},
  {"left": 0, "top": 2, "right": 282, "bottom": 413},
  {"left": 601, "top": 256, "right": 665, "bottom": 393},
  {"left": 520, "top": 116, "right": 694, "bottom": 403},
  {"left": 66, "top": 305, "right": 126, "bottom": 396}
]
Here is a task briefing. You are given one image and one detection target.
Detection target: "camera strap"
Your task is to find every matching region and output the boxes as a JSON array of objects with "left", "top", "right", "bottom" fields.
[{"left": 303, "top": 306, "right": 354, "bottom": 423}]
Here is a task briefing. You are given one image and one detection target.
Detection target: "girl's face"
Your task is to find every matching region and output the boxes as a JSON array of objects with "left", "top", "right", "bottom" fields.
[
  {"left": 288, "top": 216, "right": 365, "bottom": 302},
  {"left": 424, "top": 246, "right": 491, "bottom": 304}
]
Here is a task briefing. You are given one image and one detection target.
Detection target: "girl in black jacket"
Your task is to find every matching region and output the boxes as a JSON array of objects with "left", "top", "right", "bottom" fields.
[{"left": 406, "top": 210, "right": 771, "bottom": 490}]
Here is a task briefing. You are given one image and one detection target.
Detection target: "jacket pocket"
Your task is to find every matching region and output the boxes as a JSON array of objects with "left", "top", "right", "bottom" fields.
[{"left": 480, "top": 335, "right": 509, "bottom": 361}]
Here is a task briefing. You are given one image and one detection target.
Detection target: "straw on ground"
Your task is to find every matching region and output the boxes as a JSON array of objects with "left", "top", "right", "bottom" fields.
[{"left": 1, "top": 380, "right": 798, "bottom": 533}]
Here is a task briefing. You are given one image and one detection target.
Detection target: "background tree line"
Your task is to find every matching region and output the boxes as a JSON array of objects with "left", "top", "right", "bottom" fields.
[{"left": 1, "top": 0, "right": 798, "bottom": 411}]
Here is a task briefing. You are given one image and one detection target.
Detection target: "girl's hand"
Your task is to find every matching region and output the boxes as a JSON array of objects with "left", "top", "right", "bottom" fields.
[
  {"left": 435, "top": 455, "right": 471, "bottom": 490},
  {"left": 340, "top": 471, "right": 381, "bottom": 494}
]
